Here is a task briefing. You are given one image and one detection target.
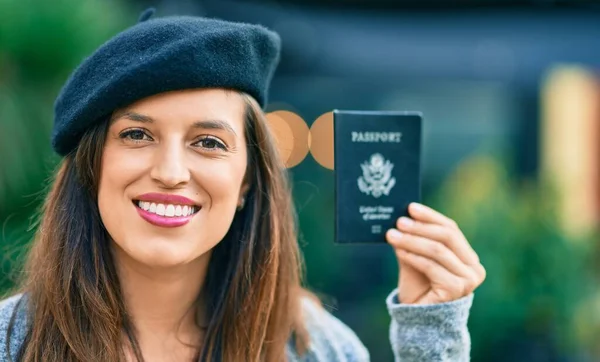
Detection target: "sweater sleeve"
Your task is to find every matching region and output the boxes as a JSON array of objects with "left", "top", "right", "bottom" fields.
[
  {"left": 386, "top": 289, "right": 473, "bottom": 361},
  {"left": 0, "top": 294, "right": 27, "bottom": 362},
  {"left": 289, "top": 290, "right": 472, "bottom": 362}
]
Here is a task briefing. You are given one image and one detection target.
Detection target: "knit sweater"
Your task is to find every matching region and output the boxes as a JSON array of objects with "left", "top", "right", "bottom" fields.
[{"left": 0, "top": 290, "right": 473, "bottom": 361}]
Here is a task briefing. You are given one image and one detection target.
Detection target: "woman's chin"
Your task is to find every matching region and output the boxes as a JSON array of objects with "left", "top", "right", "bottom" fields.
[
  {"left": 136, "top": 254, "right": 191, "bottom": 269},
  {"left": 117, "top": 239, "right": 206, "bottom": 269}
]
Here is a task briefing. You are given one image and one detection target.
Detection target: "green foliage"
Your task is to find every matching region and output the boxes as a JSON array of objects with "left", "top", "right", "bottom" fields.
[
  {"left": 0, "top": 0, "right": 135, "bottom": 294},
  {"left": 429, "top": 154, "right": 600, "bottom": 360}
]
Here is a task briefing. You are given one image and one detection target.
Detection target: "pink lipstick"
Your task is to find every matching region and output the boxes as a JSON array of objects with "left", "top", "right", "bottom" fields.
[{"left": 133, "top": 193, "right": 200, "bottom": 228}]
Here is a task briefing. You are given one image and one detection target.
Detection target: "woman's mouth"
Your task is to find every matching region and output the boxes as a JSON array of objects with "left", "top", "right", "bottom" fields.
[{"left": 133, "top": 200, "right": 200, "bottom": 228}]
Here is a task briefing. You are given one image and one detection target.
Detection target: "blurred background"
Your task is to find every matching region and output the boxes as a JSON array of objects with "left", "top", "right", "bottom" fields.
[{"left": 3, "top": 0, "right": 600, "bottom": 360}]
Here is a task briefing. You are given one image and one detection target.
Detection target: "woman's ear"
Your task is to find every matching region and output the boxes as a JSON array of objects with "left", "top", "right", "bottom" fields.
[
  {"left": 238, "top": 162, "right": 251, "bottom": 209},
  {"left": 237, "top": 183, "right": 250, "bottom": 210}
]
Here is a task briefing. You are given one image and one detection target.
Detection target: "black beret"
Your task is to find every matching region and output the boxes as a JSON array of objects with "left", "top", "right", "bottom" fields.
[{"left": 51, "top": 9, "right": 281, "bottom": 156}]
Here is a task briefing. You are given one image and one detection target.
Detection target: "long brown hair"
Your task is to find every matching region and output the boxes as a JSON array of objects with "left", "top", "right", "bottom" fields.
[{"left": 7, "top": 91, "right": 314, "bottom": 361}]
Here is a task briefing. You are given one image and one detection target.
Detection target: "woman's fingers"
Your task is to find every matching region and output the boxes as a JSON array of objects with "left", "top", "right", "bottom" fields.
[
  {"left": 387, "top": 229, "right": 474, "bottom": 279},
  {"left": 395, "top": 249, "right": 470, "bottom": 301},
  {"left": 395, "top": 216, "right": 480, "bottom": 266},
  {"left": 408, "top": 202, "right": 457, "bottom": 229},
  {"left": 388, "top": 203, "right": 487, "bottom": 304}
]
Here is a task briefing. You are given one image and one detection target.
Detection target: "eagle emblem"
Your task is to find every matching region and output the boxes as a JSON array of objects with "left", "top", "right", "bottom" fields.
[{"left": 357, "top": 153, "right": 396, "bottom": 198}]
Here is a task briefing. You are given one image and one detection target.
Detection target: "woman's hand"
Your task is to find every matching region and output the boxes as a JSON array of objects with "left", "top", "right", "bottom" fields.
[{"left": 386, "top": 202, "right": 486, "bottom": 305}]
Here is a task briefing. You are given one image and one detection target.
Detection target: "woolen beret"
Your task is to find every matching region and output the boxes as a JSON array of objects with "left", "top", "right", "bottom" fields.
[{"left": 51, "top": 9, "right": 281, "bottom": 156}]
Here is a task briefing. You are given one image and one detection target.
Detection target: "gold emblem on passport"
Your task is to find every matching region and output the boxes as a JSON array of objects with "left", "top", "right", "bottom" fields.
[{"left": 358, "top": 153, "right": 396, "bottom": 198}]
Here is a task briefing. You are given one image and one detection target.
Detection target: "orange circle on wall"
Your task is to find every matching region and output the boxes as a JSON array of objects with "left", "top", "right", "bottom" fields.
[
  {"left": 265, "top": 112, "right": 294, "bottom": 166},
  {"left": 309, "top": 111, "right": 334, "bottom": 170},
  {"left": 266, "top": 110, "right": 310, "bottom": 168}
]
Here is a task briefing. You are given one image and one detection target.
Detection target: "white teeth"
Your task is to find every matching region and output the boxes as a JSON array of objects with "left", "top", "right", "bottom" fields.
[
  {"left": 165, "top": 204, "right": 175, "bottom": 217},
  {"left": 136, "top": 201, "right": 197, "bottom": 218},
  {"left": 137, "top": 201, "right": 150, "bottom": 211}
]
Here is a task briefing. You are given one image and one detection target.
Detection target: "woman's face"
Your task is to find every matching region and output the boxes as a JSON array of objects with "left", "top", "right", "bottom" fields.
[{"left": 98, "top": 89, "right": 248, "bottom": 268}]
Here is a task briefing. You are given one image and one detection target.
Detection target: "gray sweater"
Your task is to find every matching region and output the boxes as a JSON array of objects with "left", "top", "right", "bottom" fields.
[{"left": 0, "top": 290, "right": 473, "bottom": 361}]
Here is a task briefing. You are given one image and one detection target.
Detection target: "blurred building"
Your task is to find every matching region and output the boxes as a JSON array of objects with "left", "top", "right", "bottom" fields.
[
  {"left": 177, "top": 0, "right": 600, "bottom": 204},
  {"left": 541, "top": 65, "right": 600, "bottom": 238}
]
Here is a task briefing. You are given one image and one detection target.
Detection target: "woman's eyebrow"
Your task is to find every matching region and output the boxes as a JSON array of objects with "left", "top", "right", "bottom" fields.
[
  {"left": 112, "top": 111, "right": 154, "bottom": 124},
  {"left": 192, "top": 119, "right": 237, "bottom": 137},
  {"left": 112, "top": 111, "right": 238, "bottom": 137}
]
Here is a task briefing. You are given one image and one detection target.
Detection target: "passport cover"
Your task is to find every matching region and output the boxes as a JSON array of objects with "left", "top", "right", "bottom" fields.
[{"left": 333, "top": 110, "right": 422, "bottom": 244}]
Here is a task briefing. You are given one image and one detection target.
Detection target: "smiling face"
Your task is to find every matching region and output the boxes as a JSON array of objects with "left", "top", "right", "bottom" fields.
[{"left": 97, "top": 89, "right": 249, "bottom": 269}]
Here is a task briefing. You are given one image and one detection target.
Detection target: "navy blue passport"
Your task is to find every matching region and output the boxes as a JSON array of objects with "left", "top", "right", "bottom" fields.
[{"left": 333, "top": 110, "right": 422, "bottom": 244}]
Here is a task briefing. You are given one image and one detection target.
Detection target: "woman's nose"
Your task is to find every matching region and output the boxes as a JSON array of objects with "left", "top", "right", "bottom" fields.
[{"left": 149, "top": 142, "right": 191, "bottom": 188}]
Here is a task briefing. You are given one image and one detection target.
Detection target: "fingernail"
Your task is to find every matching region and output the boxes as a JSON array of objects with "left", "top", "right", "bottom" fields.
[
  {"left": 388, "top": 229, "right": 403, "bottom": 240},
  {"left": 399, "top": 217, "right": 414, "bottom": 227},
  {"left": 411, "top": 203, "right": 425, "bottom": 212}
]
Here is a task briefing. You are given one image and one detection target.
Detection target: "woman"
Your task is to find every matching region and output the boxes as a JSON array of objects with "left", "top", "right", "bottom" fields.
[{"left": 0, "top": 9, "right": 485, "bottom": 362}]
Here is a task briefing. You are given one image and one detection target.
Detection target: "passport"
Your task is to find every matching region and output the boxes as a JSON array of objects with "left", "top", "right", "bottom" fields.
[{"left": 333, "top": 110, "right": 422, "bottom": 244}]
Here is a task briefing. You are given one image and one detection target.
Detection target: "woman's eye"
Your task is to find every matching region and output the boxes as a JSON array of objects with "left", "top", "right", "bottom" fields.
[
  {"left": 195, "top": 136, "right": 227, "bottom": 151},
  {"left": 120, "top": 129, "right": 152, "bottom": 142}
]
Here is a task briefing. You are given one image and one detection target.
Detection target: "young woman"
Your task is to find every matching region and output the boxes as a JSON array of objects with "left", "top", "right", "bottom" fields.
[{"left": 0, "top": 9, "right": 485, "bottom": 362}]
